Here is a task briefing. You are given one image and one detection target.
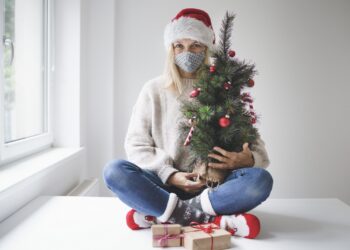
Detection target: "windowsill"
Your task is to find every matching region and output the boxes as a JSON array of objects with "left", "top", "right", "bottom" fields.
[{"left": 0, "top": 147, "right": 84, "bottom": 194}]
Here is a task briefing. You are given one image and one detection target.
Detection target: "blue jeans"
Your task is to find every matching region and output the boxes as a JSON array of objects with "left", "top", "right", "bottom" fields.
[{"left": 103, "top": 159, "right": 273, "bottom": 217}]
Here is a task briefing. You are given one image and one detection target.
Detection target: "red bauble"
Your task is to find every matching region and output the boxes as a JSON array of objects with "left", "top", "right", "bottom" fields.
[
  {"left": 228, "top": 50, "right": 236, "bottom": 57},
  {"left": 209, "top": 65, "right": 216, "bottom": 73},
  {"left": 190, "top": 88, "right": 201, "bottom": 98},
  {"left": 219, "top": 115, "right": 231, "bottom": 128},
  {"left": 223, "top": 81, "right": 232, "bottom": 90},
  {"left": 248, "top": 79, "right": 255, "bottom": 87},
  {"left": 251, "top": 117, "right": 257, "bottom": 124}
]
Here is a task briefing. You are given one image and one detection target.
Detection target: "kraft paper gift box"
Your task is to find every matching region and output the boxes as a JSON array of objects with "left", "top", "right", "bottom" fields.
[
  {"left": 151, "top": 224, "right": 182, "bottom": 247},
  {"left": 182, "top": 223, "right": 231, "bottom": 250}
]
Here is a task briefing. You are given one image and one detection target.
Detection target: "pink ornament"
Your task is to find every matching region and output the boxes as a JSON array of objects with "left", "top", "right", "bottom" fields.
[{"left": 190, "top": 88, "right": 201, "bottom": 98}]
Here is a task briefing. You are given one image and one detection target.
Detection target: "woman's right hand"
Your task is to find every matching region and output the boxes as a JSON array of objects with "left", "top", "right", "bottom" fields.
[{"left": 167, "top": 172, "right": 206, "bottom": 193}]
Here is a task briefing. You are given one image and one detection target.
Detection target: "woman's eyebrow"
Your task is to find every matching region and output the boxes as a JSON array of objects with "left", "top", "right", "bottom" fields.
[
  {"left": 173, "top": 41, "right": 202, "bottom": 46},
  {"left": 190, "top": 41, "right": 202, "bottom": 45}
]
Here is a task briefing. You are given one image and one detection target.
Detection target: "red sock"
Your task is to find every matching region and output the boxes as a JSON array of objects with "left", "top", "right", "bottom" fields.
[
  {"left": 126, "top": 209, "right": 155, "bottom": 230},
  {"left": 212, "top": 213, "right": 260, "bottom": 239}
]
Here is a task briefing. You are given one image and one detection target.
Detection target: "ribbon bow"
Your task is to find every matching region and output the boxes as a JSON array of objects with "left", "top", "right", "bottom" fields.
[
  {"left": 153, "top": 234, "right": 183, "bottom": 247},
  {"left": 189, "top": 222, "right": 219, "bottom": 250},
  {"left": 190, "top": 222, "right": 218, "bottom": 233},
  {"left": 153, "top": 224, "right": 183, "bottom": 247}
]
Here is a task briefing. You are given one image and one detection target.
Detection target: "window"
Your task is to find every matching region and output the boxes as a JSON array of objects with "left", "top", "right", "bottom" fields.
[{"left": 0, "top": 0, "right": 53, "bottom": 166}]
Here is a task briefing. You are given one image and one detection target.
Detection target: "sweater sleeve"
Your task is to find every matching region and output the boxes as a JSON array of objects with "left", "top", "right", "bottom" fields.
[
  {"left": 250, "top": 135, "right": 270, "bottom": 168},
  {"left": 124, "top": 84, "right": 179, "bottom": 184}
]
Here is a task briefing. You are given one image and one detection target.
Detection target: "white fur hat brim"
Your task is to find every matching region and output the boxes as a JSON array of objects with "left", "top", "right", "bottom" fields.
[{"left": 164, "top": 16, "right": 215, "bottom": 50}]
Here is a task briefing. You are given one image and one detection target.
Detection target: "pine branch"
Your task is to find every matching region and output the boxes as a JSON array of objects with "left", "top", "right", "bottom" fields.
[{"left": 218, "top": 11, "right": 236, "bottom": 58}]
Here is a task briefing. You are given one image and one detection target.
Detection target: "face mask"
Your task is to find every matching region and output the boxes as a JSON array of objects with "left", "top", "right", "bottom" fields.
[{"left": 174, "top": 51, "right": 205, "bottom": 73}]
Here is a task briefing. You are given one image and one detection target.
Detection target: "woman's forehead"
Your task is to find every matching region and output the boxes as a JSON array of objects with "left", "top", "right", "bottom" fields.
[{"left": 173, "top": 39, "right": 202, "bottom": 44}]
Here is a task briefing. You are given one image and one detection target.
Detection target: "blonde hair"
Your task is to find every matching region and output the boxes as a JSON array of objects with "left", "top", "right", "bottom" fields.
[{"left": 162, "top": 46, "right": 211, "bottom": 96}]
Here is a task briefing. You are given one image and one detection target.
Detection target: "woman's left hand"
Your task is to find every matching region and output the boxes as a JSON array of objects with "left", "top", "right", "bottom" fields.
[{"left": 207, "top": 142, "right": 254, "bottom": 170}]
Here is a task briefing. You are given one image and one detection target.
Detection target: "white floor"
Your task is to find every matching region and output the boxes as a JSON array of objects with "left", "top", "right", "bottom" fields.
[{"left": 0, "top": 196, "right": 350, "bottom": 250}]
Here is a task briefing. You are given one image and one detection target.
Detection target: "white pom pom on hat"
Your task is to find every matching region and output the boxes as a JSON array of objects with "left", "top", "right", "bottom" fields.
[{"left": 164, "top": 8, "right": 216, "bottom": 50}]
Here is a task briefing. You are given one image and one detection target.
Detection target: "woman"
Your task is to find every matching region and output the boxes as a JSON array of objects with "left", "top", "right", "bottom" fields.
[{"left": 103, "top": 8, "right": 273, "bottom": 239}]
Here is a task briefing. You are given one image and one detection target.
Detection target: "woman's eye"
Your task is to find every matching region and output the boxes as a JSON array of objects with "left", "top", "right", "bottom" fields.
[{"left": 174, "top": 44, "right": 183, "bottom": 49}]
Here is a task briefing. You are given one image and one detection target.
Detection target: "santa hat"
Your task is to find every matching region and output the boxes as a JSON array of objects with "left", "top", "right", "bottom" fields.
[{"left": 164, "top": 8, "right": 215, "bottom": 50}]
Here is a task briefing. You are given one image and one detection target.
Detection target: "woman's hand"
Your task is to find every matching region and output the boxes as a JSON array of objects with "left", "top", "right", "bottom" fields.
[
  {"left": 167, "top": 172, "right": 206, "bottom": 193},
  {"left": 207, "top": 142, "right": 254, "bottom": 170}
]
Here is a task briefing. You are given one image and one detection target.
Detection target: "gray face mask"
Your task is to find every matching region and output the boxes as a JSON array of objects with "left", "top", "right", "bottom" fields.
[{"left": 174, "top": 51, "right": 205, "bottom": 73}]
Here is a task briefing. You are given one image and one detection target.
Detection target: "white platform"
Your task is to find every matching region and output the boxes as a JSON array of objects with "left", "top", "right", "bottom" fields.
[{"left": 0, "top": 196, "right": 350, "bottom": 250}]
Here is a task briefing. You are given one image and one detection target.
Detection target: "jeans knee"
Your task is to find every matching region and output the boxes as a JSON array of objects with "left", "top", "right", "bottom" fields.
[
  {"left": 256, "top": 168, "right": 273, "bottom": 199},
  {"left": 247, "top": 168, "right": 273, "bottom": 201},
  {"left": 102, "top": 159, "right": 133, "bottom": 188}
]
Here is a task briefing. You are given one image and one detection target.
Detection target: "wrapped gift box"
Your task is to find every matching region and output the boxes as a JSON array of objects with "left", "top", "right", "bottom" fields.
[
  {"left": 151, "top": 224, "right": 182, "bottom": 247},
  {"left": 182, "top": 223, "right": 231, "bottom": 250}
]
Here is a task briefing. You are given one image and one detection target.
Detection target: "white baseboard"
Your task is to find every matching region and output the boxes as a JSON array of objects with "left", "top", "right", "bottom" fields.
[{"left": 66, "top": 178, "right": 99, "bottom": 196}]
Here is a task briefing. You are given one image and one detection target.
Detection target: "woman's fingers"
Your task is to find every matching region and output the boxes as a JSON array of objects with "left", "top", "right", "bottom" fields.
[
  {"left": 185, "top": 172, "right": 200, "bottom": 178},
  {"left": 185, "top": 178, "right": 202, "bottom": 186},
  {"left": 188, "top": 180, "right": 203, "bottom": 188},
  {"left": 208, "top": 153, "right": 228, "bottom": 162},
  {"left": 184, "top": 177, "right": 205, "bottom": 191},
  {"left": 242, "top": 142, "right": 250, "bottom": 152},
  {"left": 168, "top": 171, "right": 206, "bottom": 193},
  {"left": 212, "top": 146, "right": 229, "bottom": 157}
]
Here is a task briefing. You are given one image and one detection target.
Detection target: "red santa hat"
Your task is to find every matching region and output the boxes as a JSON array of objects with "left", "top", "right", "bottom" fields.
[{"left": 164, "top": 8, "right": 215, "bottom": 50}]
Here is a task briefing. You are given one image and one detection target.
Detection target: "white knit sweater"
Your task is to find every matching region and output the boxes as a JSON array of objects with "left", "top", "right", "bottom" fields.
[{"left": 124, "top": 75, "right": 270, "bottom": 184}]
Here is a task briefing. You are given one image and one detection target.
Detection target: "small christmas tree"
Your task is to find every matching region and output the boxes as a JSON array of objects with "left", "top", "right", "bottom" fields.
[{"left": 179, "top": 11, "right": 260, "bottom": 186}]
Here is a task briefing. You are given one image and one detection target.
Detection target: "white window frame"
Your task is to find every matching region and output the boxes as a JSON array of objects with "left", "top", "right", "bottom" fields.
[{"left": 0, "top": 0, "right": 54, "bottom": 166}]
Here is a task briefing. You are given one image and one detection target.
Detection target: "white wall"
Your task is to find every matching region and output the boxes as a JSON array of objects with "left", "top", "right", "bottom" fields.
[
  {"left": 88, "top": 0, "right": 350, "bottom": 204},
  {"left": 82, "top": 0, "right": 115, "bottom": 193},
  {"left": 54, "top": 0, "right": 82, "bottom": 148}
]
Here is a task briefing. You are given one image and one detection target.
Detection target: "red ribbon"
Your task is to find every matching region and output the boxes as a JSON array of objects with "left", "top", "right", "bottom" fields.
[
  {"left": 189, "top": 222, "right": 219, "bottom": 250},
  {"left": 153, "top": 223, "right": 219, "bottom": 248},
  {"left": 153, "top": 224, "right": 183, "bottom": 247}
]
